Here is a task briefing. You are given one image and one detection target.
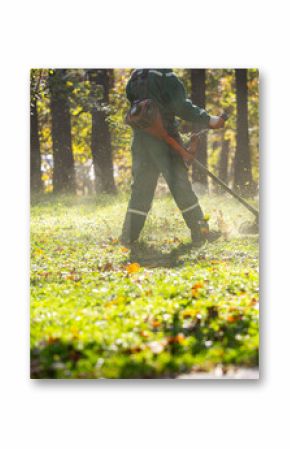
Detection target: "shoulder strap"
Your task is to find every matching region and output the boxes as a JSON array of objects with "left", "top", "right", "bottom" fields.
[{"left": 129, "top": 69, "right": 150, "bottom": 101}]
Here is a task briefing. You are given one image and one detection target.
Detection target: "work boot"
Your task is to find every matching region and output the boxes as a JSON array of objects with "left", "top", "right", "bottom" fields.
[
  {"left": 119, "top": 236, "right": 138, "bottom": 248},
  {"left": 191, "top": 220, "right": 221, "bottom": 247}
]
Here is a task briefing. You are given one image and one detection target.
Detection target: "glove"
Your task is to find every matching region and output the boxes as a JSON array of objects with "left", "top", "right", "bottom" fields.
[{"left": 209, "top": 115, "right": 225, "bottom": 129}]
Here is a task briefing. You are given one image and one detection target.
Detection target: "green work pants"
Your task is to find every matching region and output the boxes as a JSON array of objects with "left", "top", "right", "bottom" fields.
[{"left": 121, "top": 130, "right": 204, "bottom": 242}]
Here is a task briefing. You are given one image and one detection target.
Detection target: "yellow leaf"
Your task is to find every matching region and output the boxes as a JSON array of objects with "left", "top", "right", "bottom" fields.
[
  {"left": 182, "top": 309, "right": 196, "bottom": 318},
  {"left": 71, "top": 326, "right": 79, "bottom": 338}
]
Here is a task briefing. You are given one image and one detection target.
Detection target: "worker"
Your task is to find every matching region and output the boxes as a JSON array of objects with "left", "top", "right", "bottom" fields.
[{"left": 121, "top": 69, "right": 225, "bottom": 246}]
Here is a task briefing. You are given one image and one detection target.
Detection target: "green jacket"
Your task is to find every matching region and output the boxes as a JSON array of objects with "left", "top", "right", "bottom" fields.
[{"left": 126, "top": 69, "right": 210, "bottom": 131}]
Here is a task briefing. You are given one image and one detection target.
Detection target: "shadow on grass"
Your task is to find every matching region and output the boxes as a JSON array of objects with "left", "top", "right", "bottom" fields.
[
  {"left": 31, "top": 324, "right": 258, "bottom": 379},
  {"left": 129, "top": 241, "right": 200, "bottom": 268},
  {"left": 30, "top": 339, "right": 181, "bottom": 379}
]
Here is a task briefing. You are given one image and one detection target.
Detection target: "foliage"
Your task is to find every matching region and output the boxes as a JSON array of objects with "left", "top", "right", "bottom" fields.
[
  {"left": 108, "top": 69, "right": 132, "bottom": 189},
  {"left": 31, "top": 194, "right": 259, "bottom": 378},
  {"left": 204, "top": 69, "right": 259, "bottom": 187},
  {"left": 33, "top": 68, "right": 259, "bottom": 193}
]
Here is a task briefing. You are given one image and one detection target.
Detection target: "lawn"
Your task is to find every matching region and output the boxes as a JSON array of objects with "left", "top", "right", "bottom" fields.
[{"left": 30, "top": 193, "right": 259, "bottom": 379}]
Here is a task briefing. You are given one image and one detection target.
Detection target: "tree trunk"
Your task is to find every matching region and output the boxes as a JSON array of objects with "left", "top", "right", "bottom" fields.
[
  {"left": 30, "top": 94, "right": 42, "bottom": 192},
  {"left": 218, "top": 137, "right": 230, "bottom": 184},
  {"left": 190, "top": 69, "right": 208, "bottom": 188},
  {"left": 88, "top": 69, "right": 116, "bottom": 194},
  {"left": 234, "top": 69, "right": 253, "bottom": 195},
  {"left": 48, "top": 69, "right": 75, "bottom": 194}
]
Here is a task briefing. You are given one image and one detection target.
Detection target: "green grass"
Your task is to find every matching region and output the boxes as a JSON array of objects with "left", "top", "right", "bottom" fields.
[{"left": 30, "top": 193, "right": 259, "bottom": 379}]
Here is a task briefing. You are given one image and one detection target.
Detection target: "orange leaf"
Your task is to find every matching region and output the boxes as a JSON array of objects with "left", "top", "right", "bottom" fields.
[
  {"left": 63, "top": 273, "right": 81, "bottom": 281},
  {"left": 126, "top": 262, "right": 141, "bottom": 273},
  {"left": 227, "top": 315, "right": 242, "bottom": 323},
  {"left": 191, "top": 281, "right": 204, "bottom": 297},
  {"left": 152, "top": 320, "right": 161, "bottom": 328},
  {"left": 167, "top": 333, "right": 185, "bottom": 344},
  {"left": 193, "top": 281, "right": 204, "bottom": 289}
]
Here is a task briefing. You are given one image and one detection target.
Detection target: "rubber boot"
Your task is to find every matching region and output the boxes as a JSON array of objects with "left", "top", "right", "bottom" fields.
[{"left": 191, "top": 220, "right": 221, "bottom": 247}]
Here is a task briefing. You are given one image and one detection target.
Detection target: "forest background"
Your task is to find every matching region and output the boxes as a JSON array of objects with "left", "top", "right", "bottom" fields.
[{"left": 30, "top": 68, "right": 259, "bottom": 197}]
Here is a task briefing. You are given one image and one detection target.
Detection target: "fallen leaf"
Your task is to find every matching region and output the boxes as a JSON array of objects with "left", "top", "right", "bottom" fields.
[
  {"left": 47, "top": 336, "right": 60, "bottom": 344},
  {"left": 129, "top": 346, "right": 143, "bottom": 354},
  {"left": 193, "top": 281, "right": 204, "bottom": 289},
  {"left": 182, "top": 309, "right": 196, "bottom": 318},
  {"left": 167, "top": 333, "right": 185, "bottom": 344},
  {"left": 152, "top": 320, "right": 161, "bottom": 328},
  {"left": 126, "top": 262, "right": 141, "bottom": 273},
  {"left": 71, "top": 325, "right": 79, "bottom": 338},
  {"left": 227, "top": 314, "right": 242, "bottom": 323},
  {"left": 192, "top": 281, "right": 204, "bottom": 297},
  {"left": 62, "top": 273, "right": 81, "bottom": 281},
  {"left": 101, "top": 262, "right": 113, "bottom": 272},
  {"left": 37, "top": 271, "right": 51, "bottom": 278}
]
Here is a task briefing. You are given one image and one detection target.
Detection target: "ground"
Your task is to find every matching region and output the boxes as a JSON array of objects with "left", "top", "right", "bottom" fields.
[{"left": 30, "top": 193, "right": 259, "bottom": 379}]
